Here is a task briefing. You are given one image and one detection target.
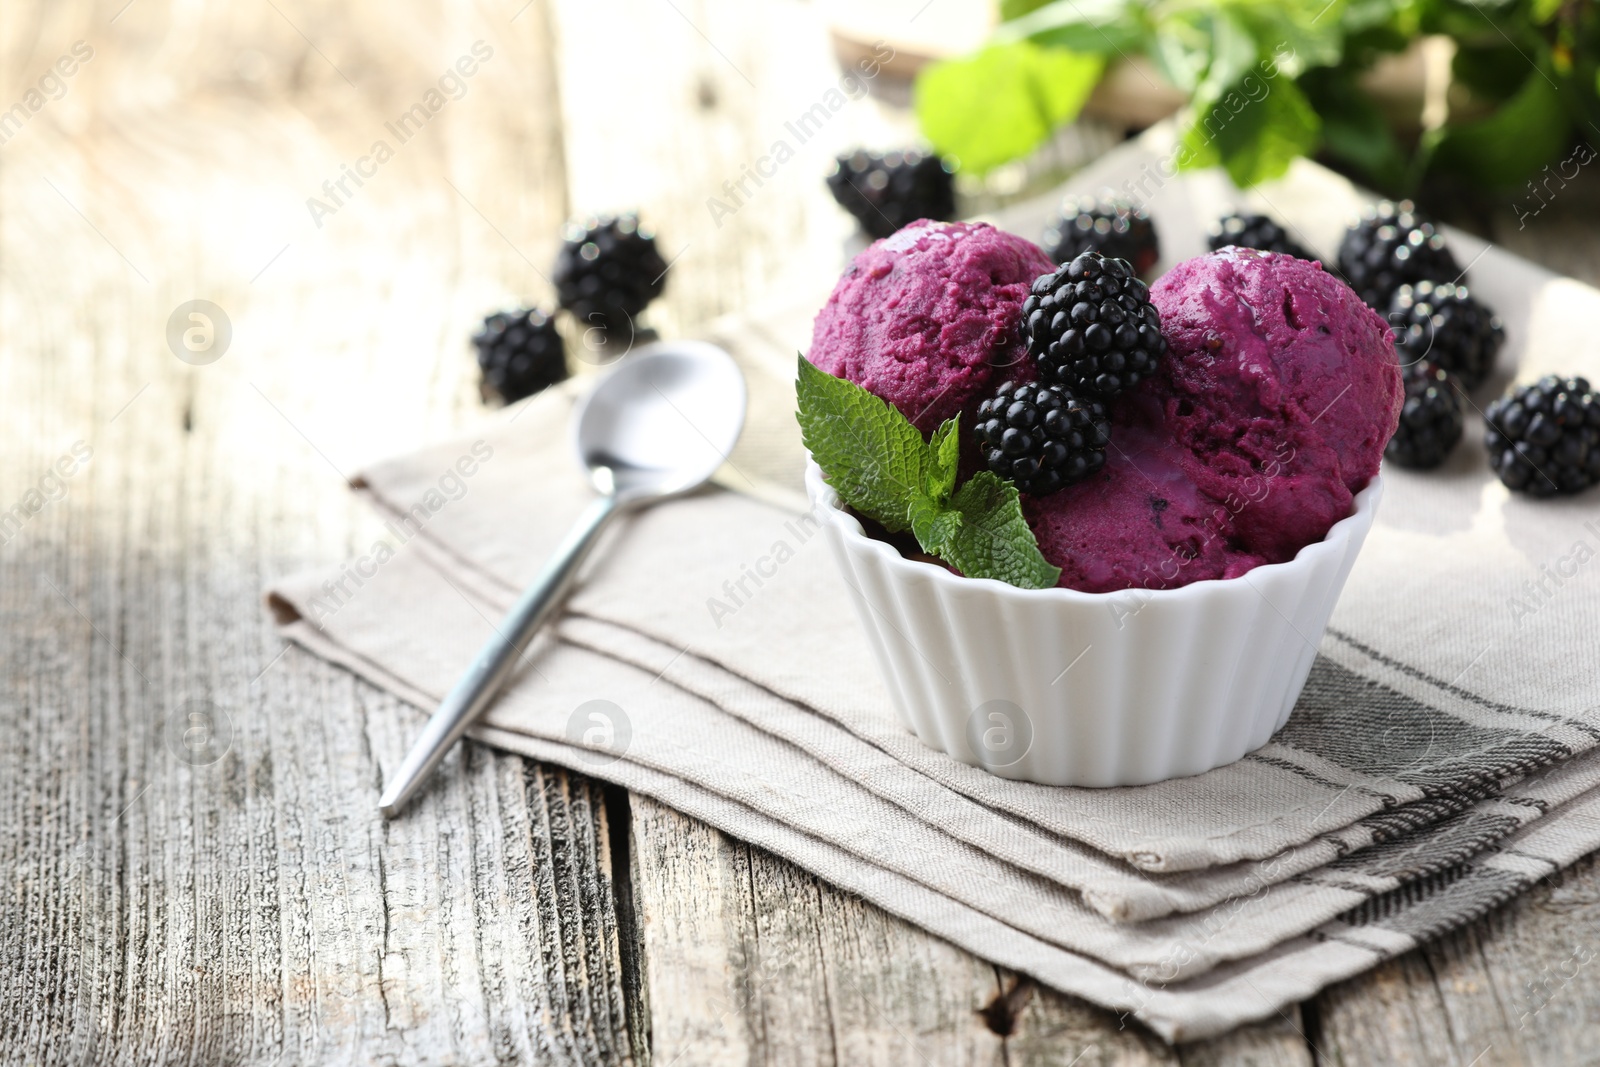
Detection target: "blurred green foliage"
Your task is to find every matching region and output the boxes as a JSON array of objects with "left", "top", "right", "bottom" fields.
[{"left": 913, "top": 0, "right": 1600, "bottom": 193}]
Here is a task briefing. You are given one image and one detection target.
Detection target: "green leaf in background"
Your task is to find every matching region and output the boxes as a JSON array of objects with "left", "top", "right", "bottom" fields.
[
  {"left": 1197, "top": 12, "right": 1261, "bottom": 100},
  {"left": 1149, "top": 18, "right": 1210, "bottom": 94},
  {"left": 1453, "top": 41, "right": 1539, "bottom": 101},
  {"left": 1004, "top": 0, "right": 1068, "bottom": 22},
  {"left": 996, "top": 0, "right": 1145, "bottom": 54},
  {"left": 917, "top": 472, "right": 1061, "bottom": 591},
  {"left": 1147, "top": 7, "right": 1259, "bottom": 97},
  {"left": 795, "top": 357, "right": 931, "bottom": 533},
  {"left": 1340, "top": 0, "right": 1414, "bottom": 37},
  {"left": 1229, "top": 0, "right": 1347, "bottom": 77},
  {"left": 796, "top": 357, "right": 1060, "bottom": 589},
  {"left": 999, "top": 0, "right": 1055, "bottom": 19},
  {"left": 1299, "top": 66, "right": 1410, "bottom": 191},
  {"left": 914, "top": 39, "right": 1104, "bottom": 174},
  {"left": 1430, "top": 67, "right": 1571, "bottom": 189},
  {"left": 914, "top": 0, "right": 1600, "bottom": 195},
  {"left": 1531, "top": 0, "right": 1563, "bottom": 22},
  {"left": 1179, "top": 73, "right": 1322, "bottom": 186}
]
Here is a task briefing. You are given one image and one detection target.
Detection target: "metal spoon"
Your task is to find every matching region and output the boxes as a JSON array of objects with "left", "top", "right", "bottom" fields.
[{"left": 378, "top": 340, "right": 747, "bottom": 817}]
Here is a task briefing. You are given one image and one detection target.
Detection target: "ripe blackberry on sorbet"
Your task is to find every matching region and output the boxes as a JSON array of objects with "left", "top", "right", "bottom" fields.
[
  {"left": 825, "top": 149, "right": 956, "bottom": 239},
  {"left": 1484, "top": 376, "right": 1600, "bottom": 496},
  {"left": 1020, "top": 252, "right": 1168, "bottom": 400},
  {"left": 1385, "top": 361, "right": 1463, "bottom": 470},
  {"left": 1387, "top": 280, "right": 1503, "bottom": 392},
  {"left": 1041, "top": 195, "right": 1160, "bottom": 277},
  {"left": 973, "top": 381, "right": 1109, "bottom": 496}
]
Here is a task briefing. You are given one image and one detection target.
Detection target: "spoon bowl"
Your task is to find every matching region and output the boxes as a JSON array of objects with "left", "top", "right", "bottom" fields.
[
  {"left": 379, "top": 340, "right": 747, "bottom": 817},
  {"left": 574, "top": 339, "right": 746, "bottom": 501}
]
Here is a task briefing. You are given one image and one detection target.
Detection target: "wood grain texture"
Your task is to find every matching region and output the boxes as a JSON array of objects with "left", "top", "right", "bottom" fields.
[
  {"left": 629, "top": 796, "right": 1009, "bottom": 1067},
  {"left": 0, "top": 0, "right": 639, "bottom": 1063},
  {"left": 628, "top": 795, "right": 1320, "bottom": 1067},
  {"left": 6, "top": 0, "right": 1600, "bottom": 1062}
]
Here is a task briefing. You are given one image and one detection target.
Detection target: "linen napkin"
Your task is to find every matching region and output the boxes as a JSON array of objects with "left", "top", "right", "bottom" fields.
[
  {"left": 264, "top": 383, "right": 1600, "bottom": 1036},
  {"left": 264, "top": 140, "right": 1600, "bottom": 1039}
]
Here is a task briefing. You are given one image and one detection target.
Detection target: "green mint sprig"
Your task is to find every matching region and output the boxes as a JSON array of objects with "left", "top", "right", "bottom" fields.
[
  {"left": 796, "top": 357, "right": 1061, "bottom": 591},
  {"left": 917, "top": 0, "right": 1584, "bottom": 195}
]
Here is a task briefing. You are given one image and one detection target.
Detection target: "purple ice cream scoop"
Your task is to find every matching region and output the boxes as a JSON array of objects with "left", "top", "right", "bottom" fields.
[
  {"left": 810, "top": 233, "right": 1400, "bottom": 593},
  {"left": 1023, "top": 250, "right": 1400, "bottom": 590},
  {"left": 808, "top": 219, "right": 1054, "bottom": 435},
  {"left": 1150, "top": 249, "right": 1402, "bottom": 563},
  {"left": 1022, "top": 392, "right": 1271, "bottom": 593}
]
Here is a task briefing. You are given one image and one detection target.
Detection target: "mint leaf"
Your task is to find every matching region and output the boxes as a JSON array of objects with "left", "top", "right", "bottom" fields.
[
  {"left": 797, "top": 358, "right": 1059, "bottom": 590},
  {"left": 914, "top": 41, "right": 1104, "bottom": 175},
  {"left": 1195, "top": 12, "right": 1258, "bottom": 101},
  {"left": 918, "top": 472, "right": 1061, "bottom": 591},
  {"left": 998, "top": 0, "right": 1145, "bottom": 54},
  {"left": 908, "top": 489, "right": 964, "bottom": 553},
  {"left": 999, "top": 0, "right": 1056, "bottom": 20},
  {"left": 925, "top": 417, "right": 960, "bottom": 505},
  {"left": 1300, "top": 67, "right": 1409, "bottom": 190},
  {"left": 1229, "top": 2, "right": 1344, "bottom": 77},
  {"left": 796, "top": 357, "right": 928, "bottom": 531},
  {"left": 1179, "top": 74, "right": 1321, "bottom": 187},
  {"left": 1430, "top": 67, "right": 1569, "bottom": 189}
]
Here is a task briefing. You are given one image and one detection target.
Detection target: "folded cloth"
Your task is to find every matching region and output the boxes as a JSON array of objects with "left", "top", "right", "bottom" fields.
[
  {"left": 269, "top": 533, "right": 1600, "bottom": 987},
  {"left": 265, "top": 142, "right": 1600, "bottom": 1039},
  {"left": 266, "top": 381, "right": 1600, "bottom": 1036}
]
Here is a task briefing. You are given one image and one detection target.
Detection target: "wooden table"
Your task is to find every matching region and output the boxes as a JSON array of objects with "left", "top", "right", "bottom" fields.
[{"left": 5, "top": 2, "right": 1600, "bottom": 1063}]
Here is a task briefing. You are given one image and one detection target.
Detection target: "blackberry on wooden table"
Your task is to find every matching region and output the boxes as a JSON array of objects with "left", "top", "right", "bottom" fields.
[
  {"left": 553, "top": 214, "right": 668, "bottom": 335},
  {"left": 1336, "top": 199, "right": 1461, "bottom": 311},
  {"left": 1387, "top": 280, "right": 1504, "bottom": 392},
  {"left": 1207, "top": 212, "right": 1314, "bottom": 259},
  {"left": 472, "top": 307, "right": 568, "bottom": 405}
]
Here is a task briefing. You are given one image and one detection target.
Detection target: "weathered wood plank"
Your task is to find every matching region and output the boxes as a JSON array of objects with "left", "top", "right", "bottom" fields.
[
  {"left": 628, "top": 794, "right": 1316, "bottom": 1065},
  {"left": 629, "top": 795, "right": 1007, "bottom": 1066},
  {"left": 0, "top": 0, "right": 642, "bottom": 1063},
  {"left": 1313, "top": 854, "right": 1600, "bottom": 1067},
  {"left": 9, "top": 0, "right": 1600, "bottom": 1062}
]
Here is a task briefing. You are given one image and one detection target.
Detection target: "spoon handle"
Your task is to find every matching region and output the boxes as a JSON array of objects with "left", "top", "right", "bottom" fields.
[{"left": 379, "top": 493, "right": 622, "bottom": 817}]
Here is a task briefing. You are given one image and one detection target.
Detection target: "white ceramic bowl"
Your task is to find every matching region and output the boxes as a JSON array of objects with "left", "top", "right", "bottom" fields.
[{"left": 806, "top": 461, "right": 1383, "bottom": 786}]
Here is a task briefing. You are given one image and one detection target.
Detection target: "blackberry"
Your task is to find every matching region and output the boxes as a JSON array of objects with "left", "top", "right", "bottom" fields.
[
  {"left": 1041, "top": 195, "right": 1159, "bottom": 277},
  {"left": 1385, "top": 361, "right": 1463, "bottom": 470},
  {"left": 826, "top": 149, "right": 955, "bottom": 239},
  {"left": 1387, "top": 281, "right": 1504, "bottom": 392},
  {"left": 1207, "top": 212, "right": 1314, "bottom": 259},
  {"left": 973, "top": 381, "right": 1109, "bottom": 496},
  {"left": 1021, "top": 252, "right": 1168, "bottom": 399},
  {"left": 553, "top": 214, "right": 667, "bottom": 335},
  {"left": 1336, "top": 200, "right": 1461, "bottom": 310},
  {"left": 472, "top": 307, "right": 568, "bottom": 404},
  {"left": 1484, "top": 376, "right": 1600, "bottom": 496}
]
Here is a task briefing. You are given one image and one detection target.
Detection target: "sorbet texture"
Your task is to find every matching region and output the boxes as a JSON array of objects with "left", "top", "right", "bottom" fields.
[
  {"left": 1023, "top": 250, "right": 1400, "bottom": 591},
  {"left": 1151, "top": 248, "right": 1402, "bottom": 562},
  {"left": 808, "top": 220, "right": 1054, "bottom": 434},
  {"left": 811, "top": 236, "right": 1401, "bottom": 593}
]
